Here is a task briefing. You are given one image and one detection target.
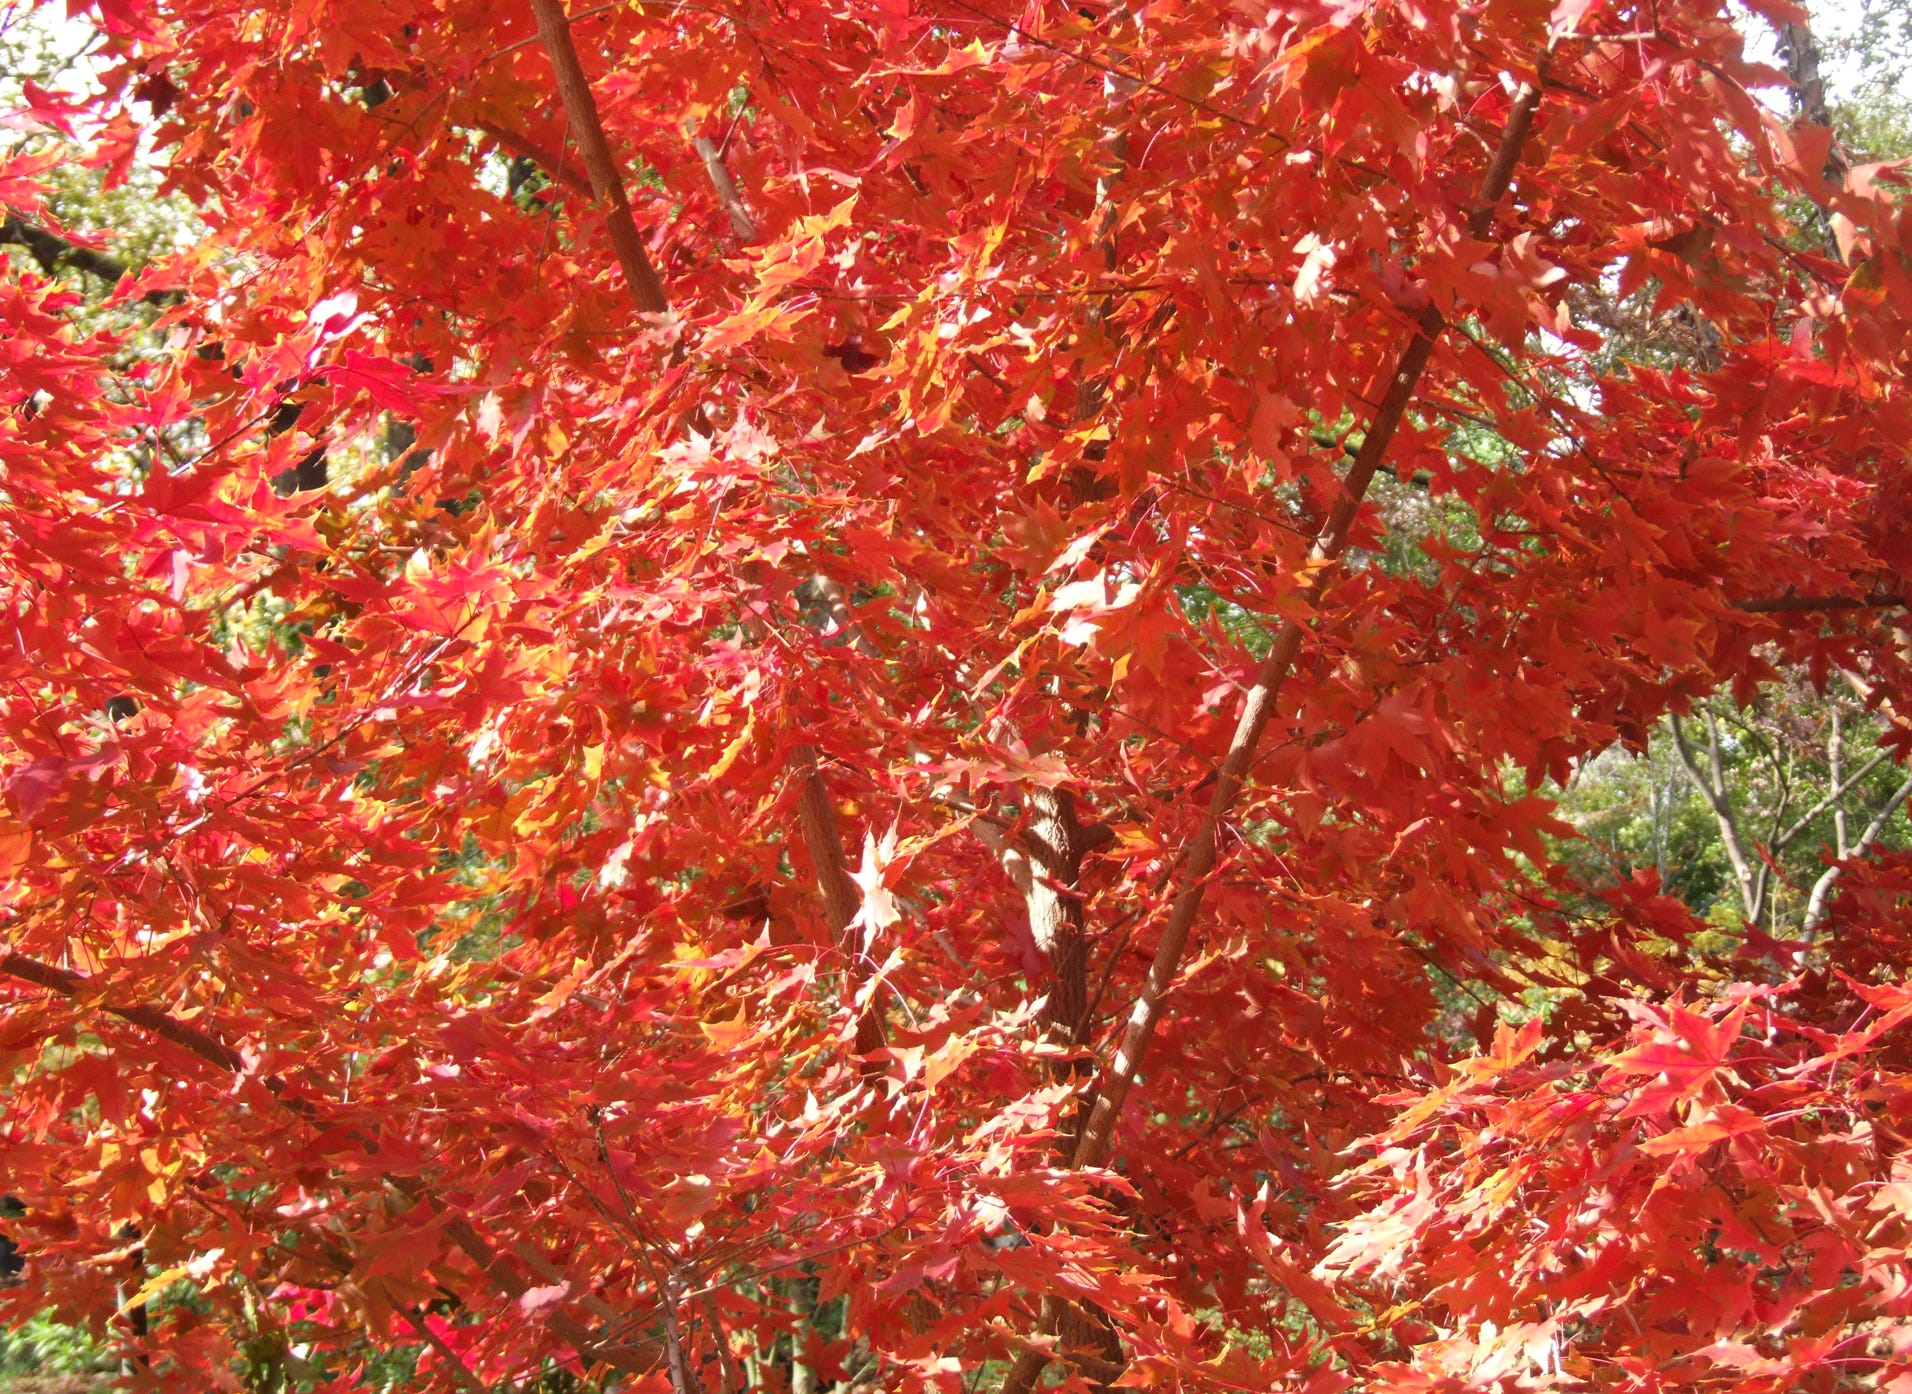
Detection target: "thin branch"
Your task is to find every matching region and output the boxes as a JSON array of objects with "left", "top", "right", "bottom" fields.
[
  {"left": 1831, "top": 703, "right": 1850, "bottom": 858},
  {"left": 1732, "top": 592, "right": 1905, "bottom": 614},
  {"left": 1, "top": 216, "right": 182, "bottom": 304},
  {"left": 473, "top": 116, "right": 595, "bottom": 197},
  {"left": 1068, "top": 66, "right": 1550, "bottom": 1175},
  {"left": 1752, "top": 741, "right": 1794, "bottom": 929},
  {"left": 480, "top": 0, "right": 744, "bottom": 70},
  {"left": 588, "top": 1119, "right": 706, "bottom": 1394},
  {"left": 1777, "top": 747, "right": 1890, "bottom": 851},
  {"left": 399, "top": 1308, "right": 505, "bottom": 1394},
  {"left": 0, "top": 951, "right": 246, "bottom": 1071},
  {"left": 701, "top": 1291, "right": 744, "bottom": 1394},
  {"left": 432, "top": 1209, "right": 664, "bottom": 1373},
  {"left": 511, "top": 1240, "right": 624, "bottom": 1324},
  {"left": 482, "top": 1, "right": 624, "bottom": 66},
  {"left": 0, "top": 950, "right": 664, "bottom": 1377},
  {"left": 936, "top": 0, "right": 1290, "bottom": 149},
  {"left": 688, "top": 123, "right": 757, "bottom": 239}
]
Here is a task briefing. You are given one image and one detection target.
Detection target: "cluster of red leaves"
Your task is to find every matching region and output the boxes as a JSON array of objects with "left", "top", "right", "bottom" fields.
[
  {"left": 1, "top": 0, "right": 1911, "bottom": 1387},
  {"left": 1330, "top": 975, "right": 1912, "bottom": 1392}
]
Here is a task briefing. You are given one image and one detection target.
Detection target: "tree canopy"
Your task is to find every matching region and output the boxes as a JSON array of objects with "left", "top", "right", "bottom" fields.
[{"left": 2, "top": 0, "right": 1912, "bottom": 1390}]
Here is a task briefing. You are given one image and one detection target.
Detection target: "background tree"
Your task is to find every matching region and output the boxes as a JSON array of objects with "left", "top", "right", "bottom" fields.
[{"left": 1558, "top": 663, "right": 1912, "bottom": 936}]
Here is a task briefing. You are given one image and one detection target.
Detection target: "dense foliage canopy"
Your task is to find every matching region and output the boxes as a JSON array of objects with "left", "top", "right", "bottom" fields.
[{"left": 3, "top": 0, "right": 1912, "bottom": 1389}]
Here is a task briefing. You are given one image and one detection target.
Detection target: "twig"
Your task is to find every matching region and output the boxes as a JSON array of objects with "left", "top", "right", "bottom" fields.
[{"left": 399, "top": 1308, "right": 505, "bottom": 1394}]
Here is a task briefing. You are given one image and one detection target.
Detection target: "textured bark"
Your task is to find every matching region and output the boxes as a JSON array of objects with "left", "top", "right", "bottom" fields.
[
  {"left": 1779, "top": 21, "right": 1843, "bottom": 158},
  {"left": 984, "top": 788, "right": 1091, "bottom": 1047},
  {"left": 978, "top": 787, "right": 1123, "bottom": 1385},
  {"left": 788, "top": 1272, "right": 821, "bottom": 1394}
]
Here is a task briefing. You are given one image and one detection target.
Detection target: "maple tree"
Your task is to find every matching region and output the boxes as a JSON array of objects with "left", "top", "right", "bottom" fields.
[{"left": 3, "top": 0, "right": 1912, "bottom": 1386}]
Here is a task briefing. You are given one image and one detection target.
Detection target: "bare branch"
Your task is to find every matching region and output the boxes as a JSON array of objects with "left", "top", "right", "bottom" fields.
[{"left": 1804, "top": 770, "right": 1912, "bottom": 931}]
